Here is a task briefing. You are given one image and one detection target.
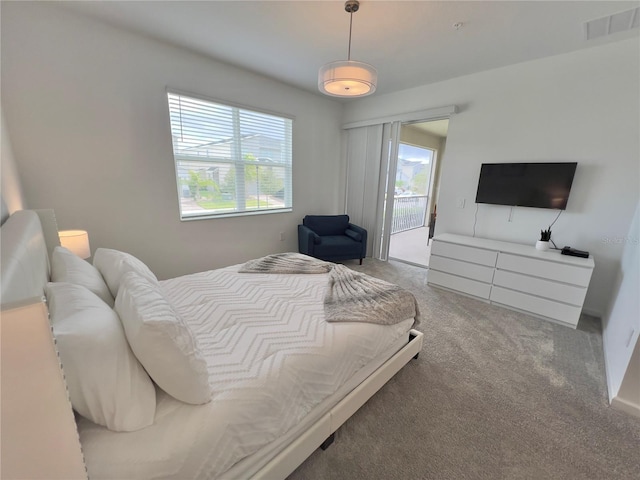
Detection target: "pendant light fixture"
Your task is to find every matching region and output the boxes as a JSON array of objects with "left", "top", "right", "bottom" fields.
[{"left": 318, "top": 0, "right": 377, "bottom": 98}]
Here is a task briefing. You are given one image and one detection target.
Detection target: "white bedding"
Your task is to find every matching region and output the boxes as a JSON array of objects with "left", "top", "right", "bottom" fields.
[{"left": 78, "top": 265, "right": 414, "bottom": 479}]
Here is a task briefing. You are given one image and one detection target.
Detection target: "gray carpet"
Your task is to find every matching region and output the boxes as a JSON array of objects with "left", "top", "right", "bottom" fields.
[{"left": 287, "top": 259, "right": 640, "bottom": 480}]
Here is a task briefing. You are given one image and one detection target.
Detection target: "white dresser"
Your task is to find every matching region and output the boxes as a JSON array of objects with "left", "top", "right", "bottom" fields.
[{"left": 428, "top": 233, "right": 595, "bottom": 328}]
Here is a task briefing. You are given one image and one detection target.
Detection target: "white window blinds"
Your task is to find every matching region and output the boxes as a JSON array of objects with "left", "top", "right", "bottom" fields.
[{"left": 167, "top": 91, "right": 293, "bottom": 220}]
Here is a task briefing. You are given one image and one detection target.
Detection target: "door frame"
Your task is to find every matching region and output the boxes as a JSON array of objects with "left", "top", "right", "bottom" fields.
[{"left": 343, "top": 105, "right": 458, "bottom": 261}]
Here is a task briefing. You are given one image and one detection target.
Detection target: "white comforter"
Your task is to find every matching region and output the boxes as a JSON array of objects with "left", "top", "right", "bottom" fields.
[{"left": 78, "top": 265, "right": 413, "bottom": 479}]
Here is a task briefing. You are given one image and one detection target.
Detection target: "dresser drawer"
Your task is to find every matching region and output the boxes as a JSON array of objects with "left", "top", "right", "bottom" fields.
[
  {"left": 493, "top": 270, "right": 588, "bottom": 306},
  {"left": 496, "top": 253, "right": 592, "bottom": 287},
  {"left": 430, "top": 255, "right": 494, "bottom": 284},
  {"left": 490, "top": 286, "right": 581, "bottom": 326},
  {"left": 431, "top": 241, "right": 498, "bottom": 267},
  {"left": 428, "top": 270, "right": 492, "bottom": 300}
]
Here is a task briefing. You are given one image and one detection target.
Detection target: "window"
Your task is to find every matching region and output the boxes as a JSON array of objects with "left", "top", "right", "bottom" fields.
[
  {"left": 391, "top": 143, "right": 435, "bottom": 234},
  {"left": 167, "top": 91, "right": 293, "bottom": 220},
  {"left": 395, "top": 143, "right": 434, "bottom": 196}
]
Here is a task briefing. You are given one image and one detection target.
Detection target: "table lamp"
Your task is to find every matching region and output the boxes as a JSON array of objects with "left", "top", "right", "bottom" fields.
[{"left": 58, "top": 230, "right": 91, "bottom": 259}]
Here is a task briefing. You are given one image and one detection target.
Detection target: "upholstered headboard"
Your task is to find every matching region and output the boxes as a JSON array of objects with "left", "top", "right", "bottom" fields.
[
  {"left": 0, "top": 209, "right": 58, "bottom": 307},
  {"left": 1, "top": 197, "right": 10, "bottom": 226}
]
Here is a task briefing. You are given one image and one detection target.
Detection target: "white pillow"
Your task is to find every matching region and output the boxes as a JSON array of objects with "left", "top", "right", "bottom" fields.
[
  {"left": 51, "top": 246, "right": 114, "bottom": 307},
  {"left": 45, "top": 282, "right": 156, "bottom": 432},
  {"left": 115, "top": 271, "right": 212, "bottom": 405},
  {"left": 93, "top": 248, "right": 158, "bottom": 298}
]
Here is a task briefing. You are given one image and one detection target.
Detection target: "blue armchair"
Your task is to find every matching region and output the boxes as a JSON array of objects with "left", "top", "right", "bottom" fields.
[{"left": 298, "top": 215, "right": 367, "bottom": 264}]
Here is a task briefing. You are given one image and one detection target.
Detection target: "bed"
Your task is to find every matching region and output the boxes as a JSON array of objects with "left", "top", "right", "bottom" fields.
[{"left": 0, "top": 209, "right": 423, "bottom": 479}]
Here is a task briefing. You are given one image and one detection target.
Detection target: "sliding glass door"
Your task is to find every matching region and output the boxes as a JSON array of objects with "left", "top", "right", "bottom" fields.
[
  {"left": 387, "top": 142, "right": 436, "bottom": 267},
  {"left": 342, "top": 105, "right": 455, "bottom": 263}
]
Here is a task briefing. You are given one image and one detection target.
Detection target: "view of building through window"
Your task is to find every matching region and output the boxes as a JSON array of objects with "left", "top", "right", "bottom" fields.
[
  {"left": 167, "top": 92, "right": 293, "bottom": 220},
  {"left": 395, "top": 143, "right": 433, "bottom": 196},
  {"left": 389, "top": 143, "right": 434, "bottom": 235}
]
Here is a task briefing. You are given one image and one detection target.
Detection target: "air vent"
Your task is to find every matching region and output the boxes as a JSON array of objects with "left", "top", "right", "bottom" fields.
[{"left": 585, "top": 7, "right": 639, "bottom": 40}]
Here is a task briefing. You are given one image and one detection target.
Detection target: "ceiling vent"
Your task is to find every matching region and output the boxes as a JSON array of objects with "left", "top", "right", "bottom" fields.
[{"left": 585, "top": 7, "right": 639, "bottom": 40}]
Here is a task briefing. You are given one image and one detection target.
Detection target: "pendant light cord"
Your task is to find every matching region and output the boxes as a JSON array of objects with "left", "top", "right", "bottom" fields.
[{"left": 347, "top": 10, "right": 353, "bottom": 60}]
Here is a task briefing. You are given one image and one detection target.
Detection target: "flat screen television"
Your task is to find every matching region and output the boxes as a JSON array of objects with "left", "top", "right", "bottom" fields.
[{"left": 475, "top": 162, "right": 577, "bottom": 210}]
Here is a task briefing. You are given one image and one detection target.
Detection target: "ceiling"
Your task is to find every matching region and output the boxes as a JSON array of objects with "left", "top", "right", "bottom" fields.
[{"left": 56, "top": 1, "right": 639, "bottom": 99}]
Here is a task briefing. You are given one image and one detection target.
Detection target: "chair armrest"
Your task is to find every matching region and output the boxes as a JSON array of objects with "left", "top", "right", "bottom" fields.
[
  {"left": 347, "top": 223, "right": 368, "bottom": 257},
  {"left": 347, "top": 223, "right": 366, "bottom": 238},
  {"left": 298, "top": 225, "right": 320, "bottom": 255},
  {"left": 344, "top": 229, "right": 362, "bottom": 242}
]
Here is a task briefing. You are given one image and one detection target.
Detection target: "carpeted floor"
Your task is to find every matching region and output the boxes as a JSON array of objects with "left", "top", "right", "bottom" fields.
[{"left": 287, "top": 259, "right": 640, "bottom": 480}]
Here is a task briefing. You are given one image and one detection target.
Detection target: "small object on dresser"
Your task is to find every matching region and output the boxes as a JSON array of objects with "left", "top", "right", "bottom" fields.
[
  {"left": 540, "top": 228, "right": 552, "bottom": 241},
  {"left": 535, "top": 240, "right": 550, "bottom": 251},
  {"left": 561, "top": 246, "right": 589, "bottom": 258},
  {"left": 536, "top": 227, "right": 552, "bottom": 251}
]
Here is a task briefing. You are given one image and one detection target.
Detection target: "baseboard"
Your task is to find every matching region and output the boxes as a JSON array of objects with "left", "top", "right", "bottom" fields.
[
  {"left": 582, "top": 307, "right": 602, "bottom": 318},
  {"left": 611, "top": 396, "right": 640, "bottom": 419},
  {"left": 602, "top": 332, "right": 615, "bottom": 403}
]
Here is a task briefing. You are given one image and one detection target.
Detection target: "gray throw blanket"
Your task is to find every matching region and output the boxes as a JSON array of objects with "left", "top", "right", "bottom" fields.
[
  {"left": 239, "top": 253, "right": 420, "bottom": 326},
  {"left": 238, "top": 252, "right": 333, "bottom": 274}
]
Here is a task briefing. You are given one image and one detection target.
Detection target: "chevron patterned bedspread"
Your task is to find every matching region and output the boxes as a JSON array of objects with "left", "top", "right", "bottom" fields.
[{"left": 78, "top": 264, "right": 414, "bottom": 479}]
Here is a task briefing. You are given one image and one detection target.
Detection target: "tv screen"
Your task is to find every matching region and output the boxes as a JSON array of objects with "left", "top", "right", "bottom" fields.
[{"left": 475, "top": 162, "right": 577, "bottom": 210}]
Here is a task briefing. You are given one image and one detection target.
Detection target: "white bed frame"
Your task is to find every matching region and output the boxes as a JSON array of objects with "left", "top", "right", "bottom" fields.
[
  {"left": 253, "top": 329, "right": 422, "bottom": 479},
  {"left": 0, "top": 209, "right": 424, "bottom": 479}
]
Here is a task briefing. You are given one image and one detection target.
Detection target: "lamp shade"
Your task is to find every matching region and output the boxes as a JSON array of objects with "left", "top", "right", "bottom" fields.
[
  {"left": 59, "top": 230, "right": 91, "bottom": 259},
  {"left": 318, "top": 60, "right": 377, "bottom": 97}
]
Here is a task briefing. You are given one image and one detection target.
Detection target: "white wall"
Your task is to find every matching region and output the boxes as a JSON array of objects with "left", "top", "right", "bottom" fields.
[
  {"left": 604, "top": 200, "right": 639, "bottom": 413},
  {"left": 400, "top": 126, "right": 442, "bottom": 152},
  {"left": 614, "top": 339, "right": 639, "bottom": 418},
  {"left": 1, "top": 107, "right": 25, "bottom": 216},
  {"left": 1, "top": 3, "right": 344, "bottom": 279},
  {"left": 343, "top": 38, "right": 640, "bottom": 317}
]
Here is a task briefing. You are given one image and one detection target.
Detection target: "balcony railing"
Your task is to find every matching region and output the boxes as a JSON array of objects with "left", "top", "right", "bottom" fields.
[{"left": 391, "top": 195, "right": 428, "bottom": 234}]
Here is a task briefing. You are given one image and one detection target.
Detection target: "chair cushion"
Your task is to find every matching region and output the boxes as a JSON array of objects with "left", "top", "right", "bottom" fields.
[
  {"left": 303, "top": 215, "right": 350, "bottom": 236},
  {"left": 315, "top": 235, "right": 362, "bottom": 258}
]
